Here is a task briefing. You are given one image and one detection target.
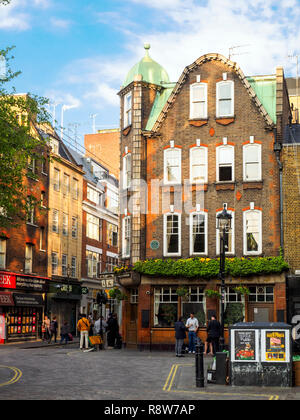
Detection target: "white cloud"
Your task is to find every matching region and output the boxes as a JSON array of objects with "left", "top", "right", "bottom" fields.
[
  {"left": 50, "top": 17, "right": 72, "bottom": 30},
  {"left": 0, "top": 0, "right": 51, "bottom": 31}
]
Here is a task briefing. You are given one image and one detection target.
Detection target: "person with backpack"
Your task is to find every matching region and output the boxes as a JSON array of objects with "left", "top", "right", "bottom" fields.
[
  {"left": 174, "top": 316, "right": 186, "bottom": 357},
  {"left": 48, "top": 316, "right": 58, "bottom": 344},
  {"left": 77, "top": 314, "right": 90, "bottom": 350}
]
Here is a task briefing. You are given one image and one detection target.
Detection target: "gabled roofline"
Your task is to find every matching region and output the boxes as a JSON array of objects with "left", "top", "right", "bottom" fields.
[{"left": 150, "top": 53, "right": 275, "bottom": 134}]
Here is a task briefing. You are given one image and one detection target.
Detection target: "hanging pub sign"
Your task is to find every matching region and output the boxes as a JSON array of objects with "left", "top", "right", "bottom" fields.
[
  {"left": 261, "top": 330, "right": 288, "bottom": 362},
  {"left": 231, "top": 329, "right": 259, "bottom": 362}
]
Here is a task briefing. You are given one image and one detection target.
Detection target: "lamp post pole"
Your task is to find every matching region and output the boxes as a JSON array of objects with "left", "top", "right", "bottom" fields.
[{"left": 217, "top": 205, "right": 232, "bottom": 352}]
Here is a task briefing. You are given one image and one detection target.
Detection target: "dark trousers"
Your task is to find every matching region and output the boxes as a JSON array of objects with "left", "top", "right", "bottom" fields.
[
  {"left": 107, "top": 331, "right": 116, "bottom": 347},
  {"left": 49, "top": 331, "right": 57, "bottom": 343}
]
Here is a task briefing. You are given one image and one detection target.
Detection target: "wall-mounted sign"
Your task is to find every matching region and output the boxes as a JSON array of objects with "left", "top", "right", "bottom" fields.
[
  {"left": 101, "top": 279, "right": 114, "bottom": 288},
  {"left": 261, "top": 330, "right": 289, "bottom": 363},
  {"left": 231, "top": 329, "right": 259, "bottom": 362},
  {"left": 16, "top": 276, "right": 48, "bottom": 292},
  {"left": 0, "top": 273, "right": 16, "bottom": 289},
  {"left": 0, "top": 292, "right": 14, "bottom": 306},
  {"left": 14, "top": 294, "right": 44, "bottom": 307},
  {"left": 81, "top": 287, "right": 89, "bottom": 295},
  {"left": 150, "top": 240, "right": 160, "bottom": 250}
]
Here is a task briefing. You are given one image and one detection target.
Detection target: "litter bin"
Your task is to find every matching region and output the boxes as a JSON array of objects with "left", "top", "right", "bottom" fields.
[{"left": 230, "top": 322, "right": 292, "bottom": 387}]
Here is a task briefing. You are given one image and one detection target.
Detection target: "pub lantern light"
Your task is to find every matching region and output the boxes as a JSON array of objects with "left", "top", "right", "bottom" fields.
[{"left": 217, "top": 204, "right": 232, "bottom": 233}]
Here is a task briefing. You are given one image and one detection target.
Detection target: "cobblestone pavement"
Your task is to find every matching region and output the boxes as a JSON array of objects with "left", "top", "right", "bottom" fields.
[{"left": 0, "top": 342, "right": 300, "bottom": 400}]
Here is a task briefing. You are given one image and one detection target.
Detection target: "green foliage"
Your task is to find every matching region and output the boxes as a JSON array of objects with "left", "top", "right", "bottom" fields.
[
  {"left": 176, "top": 287, "right": 189, "bottom": 297},
  {"left": 0, "top": 47, "right": 50, "bottom": 229},
  {"left": 108, "top": 287, "right": 127, "bottom": 302},
  {"left": 205, "top": 289, "right": 222, "bottom": 299},
  {"left": 234, "top": 285, "right": 250, "bottom": 295},
  {"left": 224, "top": 303, "right": 244, "bottom": 326},
  {"left": 130, "top": 256, "right": 289, "bottom": 279}
]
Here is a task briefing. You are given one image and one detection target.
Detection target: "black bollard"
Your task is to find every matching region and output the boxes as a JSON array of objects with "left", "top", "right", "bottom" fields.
[{"left": 195, "top": 343, "right": 205, "bottom": 388}]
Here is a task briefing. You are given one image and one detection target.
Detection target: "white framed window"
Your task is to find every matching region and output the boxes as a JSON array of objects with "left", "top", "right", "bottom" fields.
[
  {"left": 63, "top": 174, "right": 70, "bottom": 196},
  {"left": 124, "top": 91, "right": 132, "bottom": 128},
  {"left": 216, "top": 80, "right": 234, "bottom": 117},
  {"left": 243, "top": 210, "right": 262, "bottom": 255},
  {"left": 63, "top": 213, "right": 68, "bottom": 236},
  {"left": 53, "top": 168, "right": 60, "bottom": 192},
  {"left": 51, "top": 252, "right": 58, "bottom": 275},
  {"left": 106, "top": 188, "right": 119, "bottom": 213},
  {"left": 72, "top": 217, "right": 78, "bottom": 239},
  {"left": 154, "top": 287, "right": 178, "bottom": 327},
  {"left": 190, "top": 83, "right": 208, "bottom": 119},
  {"left": 62, "top": 254, "right": 68, "bottom": 277},
  {"left": 87, "top": 214, "right": 100, "bottom": 241},
  {"left": 216, "top": 145, "right": 234, "bottom": 182},
  {"left": 243, "top": 143, "right": 262, "bottom": 181},
  {"left": 190, "top": 212, "right": 207, "bottom": 255},
  {"left": 87, "top": 186, "right": 101, "bottom": 205},
  {"left": 52, "top": 210, "right": 59, "bottom": 233},
  {"left": 50, "top": 138, "right": 59, "bottom": 155},
  {"left": 107, "top": 223, "right": 118, "bottom": 247},
  {"left": 216, "top": 207, "right": 235, "bottom": 255},
  {"left": 106, "top": 256, "right": 118, "bottom": 273},
  {"left": 71, "top": 256, "right": 77, "bottom": 278},
  {"left": 25, "top": 244, "right": 33, "bottom": 274},
  {"left": 164, "top": 213, "right": 181, "bottom": 257},
  {"left": 130, "top": 288, "right": 139, "bottom": 304},
  {"left": 182, "top": 287, "right": 206, "bottom": 326},
  {"left": 164, "top": 147, "right": 181, "bottom": 184},
  {"left": 0, "top": 238, "right": 7, "bottom": 269},
  {"left": 72, "top": 178, "right": 79, "bottom": 200},
  {"left": 26, "top": 196, "right": 35, "bottom": 225},
  {"left": 190, "top": 147, "right": 208, "bottom": 183},
  {"left": 28, "top": 157, "right": 36, "bottom": 174},
  {"left": 86, "top": 250, "right": 101, "bottom": 278},
  {"left": 122, "top": 216, "right": 131, "bottom": 258},
  {"left": 123, "top": 153, "right": 132, "bottom": 190}
]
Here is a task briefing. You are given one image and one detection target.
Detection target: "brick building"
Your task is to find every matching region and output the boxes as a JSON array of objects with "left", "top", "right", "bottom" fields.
[
  {"left": 0, "top": 124, "right": 50, "bottom": 343},
  {"left": 282, "top": 124, "right": 300, "bottom": 334},
  {"left": 67, "top": 149, "right": 120, "bottom": 320},
  {"left": 84, "top": 129, "right": 120, "bottom": 179},
  {"left": 117, "top": 46, "right": 291, "bottom": 349}
]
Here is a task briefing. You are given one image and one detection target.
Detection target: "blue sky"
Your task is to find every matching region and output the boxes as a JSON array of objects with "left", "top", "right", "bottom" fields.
[{"left": 1, "top": 0, "right": 299, "bottom": 147}]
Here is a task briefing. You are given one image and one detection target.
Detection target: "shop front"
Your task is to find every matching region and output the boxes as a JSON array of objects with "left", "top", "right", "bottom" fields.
[
  {"left": 119, "top": 272, "right": 286, "bottom": 351},
  {"left": 0, "top": 271, "right": 48, "bottom": 343},
  {"left": 47, "top": 280, "right": 82, "bottom": 336}
]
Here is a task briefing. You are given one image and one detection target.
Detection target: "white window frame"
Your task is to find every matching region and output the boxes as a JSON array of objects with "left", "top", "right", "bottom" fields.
[
  {"left": 52, "top": 210, "right": 59, "bottom": 233},
  {"left": 123, "top": 153, "right": 132, "bottom": 190},
  {"left": 164, "top": 147, "right": 182, "bottom": 185},
  {"left": 216, "top": 80, "right": 234, "bottom": 118},
  {"left": 163, "top": 213, "right": 181, "bottom": 257},
  {"left": 25, "top": 244, "right": 33, "bottom": 274},
  {"left": 243, "top": 209, "right": 262, "bottom": 255},
  {"left": 72, "top": 217, "right": 78, "bottom": 239},
  {"left": 63, "top": 173, "right": 70, "bottom": 196},
  {"left": 216, "top": 145, "right": 235, "bottom": 182},
  {"left": 62, "top": 254, "right": 68, "bottom": 277},
  {"left": 0, "top": 238, "right": 6, "bottom": 269},
  {"left": 107, "top": 223, "right": 118, "bottom": 247},
  {"left": 189, "top": 212, "right": 208, "bottom": 256},
  {"left": 53, "top": 168, "right": 60, "bottom": 192},
  {"left": 86, "top": 214, "right": 100, "bottom": 241},
  {"left": 190, "top": 82, "right": 208, "bottom": 119},
  {"left": 71, "top": 256, "right": 77, "bottom": 278},
  {"left": 243, "top": 143, "right": 262, "bottom": 182},
  {"left": 124, "top": 91, "right": 132, "bottom": 128},
  {"left": 190, "top": 146, "right": 208, "bottom": 184},
  {"left": 62, "top": 213, "right": 68, "bottom": 236},
  {"left": 216, "top": 208, "right": 235, "bottom": 255},
  {"left": 51, "top": 252, "right": 58, "bottom": 275},
  {"left": 73, "top": 178, "right": 79, "bottom": 200},
  {"left": 122, "top": 216, "right": 131, "bottom": 258}
]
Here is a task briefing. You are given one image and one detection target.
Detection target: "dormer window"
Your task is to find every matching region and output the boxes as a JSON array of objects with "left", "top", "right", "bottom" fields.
[
  {"left": 216, "top": 80, "right": 234, "bottom": 117},
  {"left": 124, "top": 91, "right": 132, "bottom": 128},
  {"left": 190, "top": 83, "right": 207, "bottom": 119}
]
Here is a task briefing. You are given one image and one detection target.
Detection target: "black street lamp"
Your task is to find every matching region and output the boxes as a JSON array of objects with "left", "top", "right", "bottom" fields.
[
  {"left": 66, "top": 265, "right": 72, "bottom": 295},
  {"left": 217, "top": 204, "right": 232, "bottom": 351},
  {"left": 96, "top": 291, "right": 108, "bottom": 340}
]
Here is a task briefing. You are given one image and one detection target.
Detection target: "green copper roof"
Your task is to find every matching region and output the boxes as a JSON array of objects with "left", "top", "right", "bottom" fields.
[
  {"left": 123, "top": 44, "right": 170, "bottom": 88},
  {"left": 145, "top": 83, "right": 176, "bottom": 131},
  {"left": 247, "top": 76, "right": 276, "bottom": 123}
]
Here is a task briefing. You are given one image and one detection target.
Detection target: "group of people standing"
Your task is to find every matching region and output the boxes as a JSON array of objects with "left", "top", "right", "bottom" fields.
[
  {"left": 42, "top": 315, "right": 72, "bottom": 345},
  {"left": 77, "top": 313, "right": 121, "bottom": 351},
  {"left": 174, "top": 313, "right": 221, "bottom": 357}
]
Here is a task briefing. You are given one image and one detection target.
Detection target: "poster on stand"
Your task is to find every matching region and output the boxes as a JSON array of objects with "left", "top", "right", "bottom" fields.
[
  {"left": 231, "top": 329, "right": 259, "bottom": 362},
  {"left": 261, "top": 330, "right": 289, "bottom": 362}
]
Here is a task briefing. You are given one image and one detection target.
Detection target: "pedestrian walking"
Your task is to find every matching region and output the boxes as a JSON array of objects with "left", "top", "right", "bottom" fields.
[
  {"left": 48, "top": 316, "right": 58, "bottom": 344},
  {"left": 60, "top": 321, "right": 70, "bottom": 345},
  {"left": 42, "top": 315, "right": 50, "bottom": 341},
  {"left": 186, "top": 313, "right": 199, "bottom": 354},
  {"left": 205, "top": 315, "right": 221, "bottom": 356},
  {"left": 77, "top": 314, "right": 90, "bottom": 350},
  {"left": 107, "top": 313, "right": 119, "bottom": 349},
  {"left": 174, "top": 316, "right": 186, "bottom": 357},
  {"left": 88, "top": 314, "right": 94, "bottom": 337}
]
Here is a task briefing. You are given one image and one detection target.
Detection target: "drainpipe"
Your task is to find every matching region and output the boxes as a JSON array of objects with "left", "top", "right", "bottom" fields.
[{"left": 273, "top": 128, "right": 284, "bottom": 254}]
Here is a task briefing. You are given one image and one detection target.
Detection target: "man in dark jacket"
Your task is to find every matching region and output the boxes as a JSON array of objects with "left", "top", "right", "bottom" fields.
[
  {"left": 205, "top": 315, "right": 221, "bottom": 355},
  {"left": 174, "top": 317, "right": 186, "bottom": 357}
]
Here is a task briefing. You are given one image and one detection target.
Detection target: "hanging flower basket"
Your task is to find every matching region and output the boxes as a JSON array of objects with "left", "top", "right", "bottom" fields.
[
  {"left": 234, "top": 286, "right": 250, "bottom": 296},
  {"left": 205, "top": 289, "right": 222, "bottom": 299},
  {"left": 176, "top": 287, "right": 190, "bottom": 301}
]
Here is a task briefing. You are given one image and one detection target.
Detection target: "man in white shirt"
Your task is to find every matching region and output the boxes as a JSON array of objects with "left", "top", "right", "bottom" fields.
[{"left": 186, "top": 313, "right": 199, "bottom": 354}]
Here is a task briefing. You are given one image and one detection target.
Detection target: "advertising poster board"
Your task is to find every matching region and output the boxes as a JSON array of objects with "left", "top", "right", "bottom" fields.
[
  {"left": 261, "top": 330, "right": 289, "bottom": 363},
  {"left": 231, "top": 329, "right": 259, "bottom": 362}
]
